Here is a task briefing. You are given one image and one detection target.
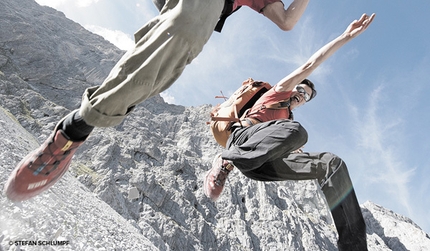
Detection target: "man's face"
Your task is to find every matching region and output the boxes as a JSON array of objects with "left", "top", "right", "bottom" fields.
[{"left": 290, "top": 84, "right": 313, "bottom": 110}]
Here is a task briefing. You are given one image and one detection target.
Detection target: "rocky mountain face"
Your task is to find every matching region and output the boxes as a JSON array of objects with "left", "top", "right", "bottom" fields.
[{"left": 1, "top": 0, "right": 429, "bottom": 250}]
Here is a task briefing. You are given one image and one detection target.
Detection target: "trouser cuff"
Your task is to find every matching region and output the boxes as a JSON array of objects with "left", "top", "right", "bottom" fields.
[{"left": 80, "top": 87, "right": 132, "bottom": 128}]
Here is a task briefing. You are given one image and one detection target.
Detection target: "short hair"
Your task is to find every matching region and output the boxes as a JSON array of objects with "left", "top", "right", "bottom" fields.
[{"left": 300, "top": 79, "right": 317, "bottom": 101}]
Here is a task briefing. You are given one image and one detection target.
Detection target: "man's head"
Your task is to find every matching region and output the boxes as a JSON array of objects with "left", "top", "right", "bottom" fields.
[{"left": 290, "top": 79, "right": 317, "bottom": 109}]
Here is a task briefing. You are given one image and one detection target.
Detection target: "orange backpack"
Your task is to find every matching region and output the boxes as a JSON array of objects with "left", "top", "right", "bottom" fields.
[
  {"left": 209, "top": 78, "right": 295, "bottom": 147},
  {"left": 208, "top": 78, "right": 272, "bottom": 147}
]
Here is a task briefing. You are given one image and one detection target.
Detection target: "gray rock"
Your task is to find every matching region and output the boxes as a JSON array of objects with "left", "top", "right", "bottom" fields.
[{"left": 1, "top": 0, "right": 429, "bottom": 250}]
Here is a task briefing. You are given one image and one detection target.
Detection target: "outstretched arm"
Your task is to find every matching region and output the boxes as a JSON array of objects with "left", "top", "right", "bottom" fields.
[
  {"left": 263, "top": 0, "right": 310, "bottom": 31},
  {"left": 275, "top": 13, "right": 375, "bottom": 92}
]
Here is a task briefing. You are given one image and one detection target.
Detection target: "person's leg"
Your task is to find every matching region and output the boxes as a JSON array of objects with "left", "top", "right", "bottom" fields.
[
  {"left": 66, "top": 0, "right": 223, "bottom": 137},
  {"left": 80, "top": 0, "right": 225, "bottom": 127},
  {"left": 319, "top": 159, "right": 367, "bottom": 251},
  {"left": 215, "top": 118, "right": 367, "bottom": 248},
  {"left": 62, "top": 110, "right": 94, "bottom": 141},
  {"left": 205, "top": 119, "right": 307, "bottom": 200},
  {"left": 222, "top": 119, "right": 308, "bottom": 173},
  {"left": 239, "top": 151, "right": 367, "bottom": 250},
  {"left": 5, "top": 0, "right": 224, "bottom": 201}
]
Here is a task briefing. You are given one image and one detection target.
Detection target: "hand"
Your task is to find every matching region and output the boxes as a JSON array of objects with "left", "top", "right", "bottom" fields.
[{"left": 344, "top": 13, "right": 375, "bottom": 38}]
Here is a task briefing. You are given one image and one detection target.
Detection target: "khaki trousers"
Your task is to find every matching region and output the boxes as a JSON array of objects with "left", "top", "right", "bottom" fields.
[{"left": 80, "top": 0, "right": 224, "bottom": 127}]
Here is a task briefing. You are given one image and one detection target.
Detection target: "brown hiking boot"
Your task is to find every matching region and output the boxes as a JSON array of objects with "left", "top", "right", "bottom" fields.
[
  {"left": 204, "top": 154, "right": 234, "bottom": 201},
  {"left": 4, "top": 123, "right": 86, "bottom": 202}
]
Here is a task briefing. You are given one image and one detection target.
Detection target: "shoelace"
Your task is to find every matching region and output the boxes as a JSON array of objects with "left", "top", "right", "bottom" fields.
[{"left": 28, "top": 140, "right": 72, "bottom": 175}]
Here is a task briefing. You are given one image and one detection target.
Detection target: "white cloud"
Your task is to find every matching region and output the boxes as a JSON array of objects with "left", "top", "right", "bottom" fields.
[
  {"left": 84, "top": 25, "right": 134, "bottom": 51},
  {"left": 351, "top": 84, "right": 415, "bottom": 216},
  {"left": 160, "top": 91, "right": 176, "bottom": 104}
]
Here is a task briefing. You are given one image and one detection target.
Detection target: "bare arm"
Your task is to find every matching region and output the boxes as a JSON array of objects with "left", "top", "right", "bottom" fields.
[
  {"left": 263, "top": 0, "right": 310, "bottom": 31},
  {"left": 275, "top": 13, "right": 375, "bottom": 92}
]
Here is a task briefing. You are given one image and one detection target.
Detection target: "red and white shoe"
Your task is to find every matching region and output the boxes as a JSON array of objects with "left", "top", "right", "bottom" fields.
[
  {"left": 204, "top": 154, "right": 234, "bottom": 201},
  {"left": 4, "top": 125, "right": 86, "bottom": 202}
]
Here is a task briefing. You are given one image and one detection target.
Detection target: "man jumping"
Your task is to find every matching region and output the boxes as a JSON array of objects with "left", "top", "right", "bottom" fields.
[{"left": 204, "top": 13, "right": 376, "bottom": 251}]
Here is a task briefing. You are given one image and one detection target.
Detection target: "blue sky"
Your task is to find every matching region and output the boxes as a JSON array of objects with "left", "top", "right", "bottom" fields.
[{"left": 35, "top": 0, "right": 430, "bottom": 234}]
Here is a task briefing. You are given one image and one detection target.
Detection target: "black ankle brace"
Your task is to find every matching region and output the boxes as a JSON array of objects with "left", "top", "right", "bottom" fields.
[{"left": 62, "top": 110, "right": 94, "bottom": 141}]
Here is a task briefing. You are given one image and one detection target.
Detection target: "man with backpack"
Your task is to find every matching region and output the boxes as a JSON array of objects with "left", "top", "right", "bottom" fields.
[
  {"left": 204, "top": 13, "right": 375, "bottom": 251},
  {"left": 4, "top": 0, "right": 310, "bottom": 201}
]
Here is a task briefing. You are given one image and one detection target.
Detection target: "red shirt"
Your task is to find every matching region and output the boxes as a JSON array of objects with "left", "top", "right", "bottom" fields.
[
  {"left": 247, "top": 86, "right": 292, "bottom": 122},
  {"left": 234, "top": 0, "right": 281, "bottom": 12}
]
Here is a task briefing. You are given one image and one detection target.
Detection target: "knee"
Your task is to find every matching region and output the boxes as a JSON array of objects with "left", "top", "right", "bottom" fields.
[
  {"left": 296, "top": 122, "right": 308, "bottom": 144},
  {"left": 320, "top": 153, "right": 354, "bottom": 190},
  {"left": 326, "top": 153, "right": 349, "bottom": 178},
  {"left": 277, "top": 120, "right": 308, "bottom": 146},
  {"left": 327, "top": 153, "right": 344, "bottom": 171}
]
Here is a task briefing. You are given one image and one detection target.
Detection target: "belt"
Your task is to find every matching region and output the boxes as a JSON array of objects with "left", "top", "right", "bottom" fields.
[{"left": 229, "top": 117, "right": 261, "bottom": 131}]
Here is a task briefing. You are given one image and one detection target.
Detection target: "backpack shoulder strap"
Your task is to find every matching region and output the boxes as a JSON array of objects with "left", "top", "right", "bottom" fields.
[
  {"left": 249, "top": 98, "right": 294, "bottom": 120},
  {"left": 215, "top": 1, "right": 241, "bottom": 32},
  {"left": 265, "top": 99, "right": 290, "bottom": 110}
]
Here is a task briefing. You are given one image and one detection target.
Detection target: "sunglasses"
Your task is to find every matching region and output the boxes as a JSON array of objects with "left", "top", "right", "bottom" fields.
[{"left": 296, "top": 86, "right": 311, "bottom": 102}]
